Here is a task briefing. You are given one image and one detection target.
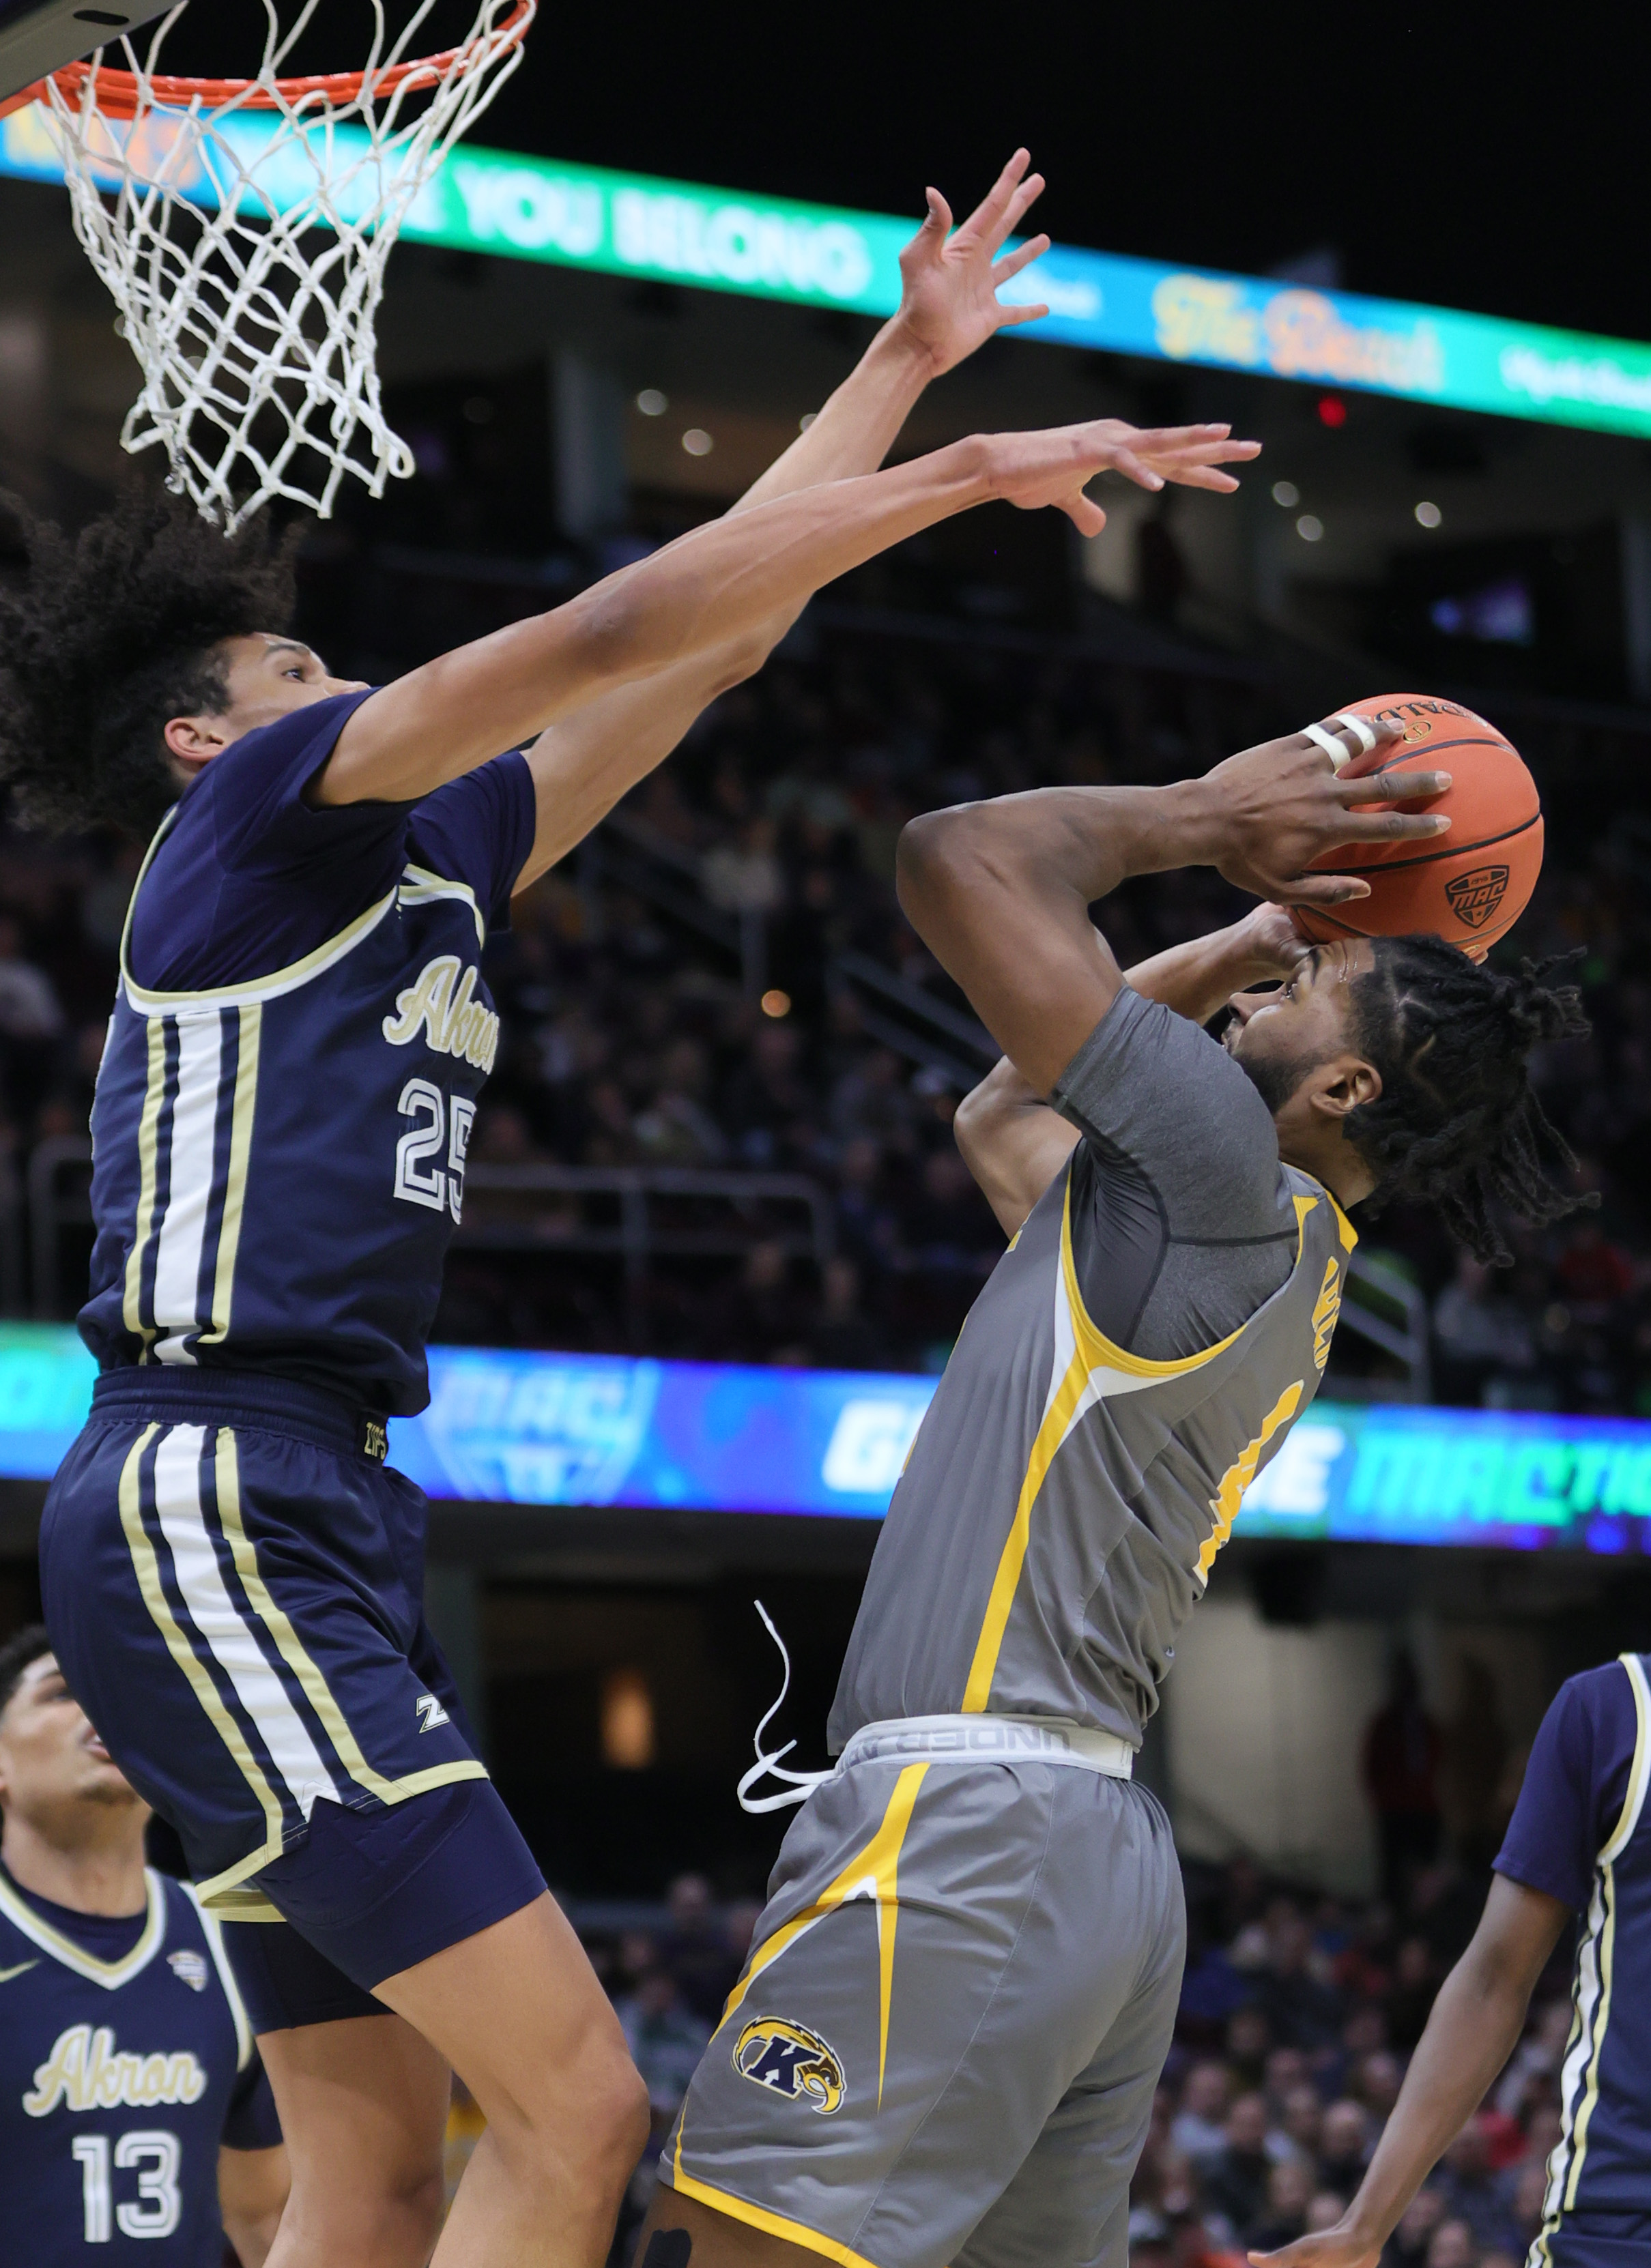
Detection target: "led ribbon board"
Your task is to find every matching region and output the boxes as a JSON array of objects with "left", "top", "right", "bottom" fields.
[
  {"left": 3, "top": 104, "right": 1651, "bottom": 439},
  {"left": 2, "top": 1324, "right": 1650, "bottom": 1550}
]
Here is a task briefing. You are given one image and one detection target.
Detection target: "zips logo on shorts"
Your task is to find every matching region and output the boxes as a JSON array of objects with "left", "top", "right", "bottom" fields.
[{"left": 732, "top": 2017, "right": 845, "bottom": 2114}]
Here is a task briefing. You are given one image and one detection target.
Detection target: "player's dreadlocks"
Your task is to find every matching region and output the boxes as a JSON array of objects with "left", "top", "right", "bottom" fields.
[
  {"left": 1347, "top": 931, "right": 1592, "bottom": 1264},
  {"left": 0, "top": 488, "right": 298, "bottom": 840}
]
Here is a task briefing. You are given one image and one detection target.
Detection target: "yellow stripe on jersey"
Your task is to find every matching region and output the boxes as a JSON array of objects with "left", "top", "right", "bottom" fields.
[
  {"left": 199, "top": 1003, "right": 260, "bottom": 1348},
  {"left": 0, "top": 1866, "right": 166, "bottom": 1989},
  {"left": 1199, "top": 1382, "right": 1304, "bottom": 1581},
  {"left": 717, "top": 1762, "right": 929, "bottom": 2107},
  {"left": 121, "top": 1013, "right": 166, "bottom": 1352},
  {"left": 664, "top": 2169, "right": 885, "bottom": 2268}
]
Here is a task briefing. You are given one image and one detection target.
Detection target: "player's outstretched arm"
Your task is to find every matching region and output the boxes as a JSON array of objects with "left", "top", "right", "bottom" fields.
[
  {"left": 953, "top": 907, "right": 1312, "bottom": 1232},
  {"left": 512, "top": 151, "right": 1057, "bottom": 887},
  {"left": 317, "top": 415, "right": 1257, "bottom": 808},
  {"left": 1250, "top": 1874, "right": 1568, "bottom": 2268},
  {"left": 896, "top": 716, "right": 1452, "bottom": 1094}
]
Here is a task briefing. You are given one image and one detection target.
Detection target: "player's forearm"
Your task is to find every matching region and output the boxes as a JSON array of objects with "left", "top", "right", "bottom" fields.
[
  {"left": 1123, "top": 923, "right": 1282, "bottom": 1025},
  {"left": 1336, "top": 1951, "right": 1536, "bottom": 2252},
  {"left": 326, "top": 440, "right": 993, "bottom": 804},
  {"left": 731, "top": 325, "right": 934, "bottom": 515},
  {"left": 898, "top": 779, "right": 1213, "bottom": 986}
]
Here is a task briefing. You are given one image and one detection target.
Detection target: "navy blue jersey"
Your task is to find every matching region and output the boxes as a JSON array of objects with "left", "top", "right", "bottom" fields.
[
  {"left": 1495, "top": 1654, "right": 1651, "bottom": 2238},
  {"left": 0, "top": 1865, "right": 278, "bottom": 2263},
  {"left": 78, "top": 695, "right": 536, "bottom": 1414}
]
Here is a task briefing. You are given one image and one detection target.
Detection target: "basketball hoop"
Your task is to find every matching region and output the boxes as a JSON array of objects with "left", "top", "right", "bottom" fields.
[{"left": 15, "top": 2, "right": 535, "bottom": 531}]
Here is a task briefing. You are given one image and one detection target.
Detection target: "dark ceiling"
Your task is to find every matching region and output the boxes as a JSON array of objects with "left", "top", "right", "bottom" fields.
[{"left": 143, "top": 1, "right": 1651, "bottom": 343}]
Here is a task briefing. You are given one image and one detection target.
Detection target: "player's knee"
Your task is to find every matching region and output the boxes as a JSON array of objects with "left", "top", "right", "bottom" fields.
[
  {"left": 563, "top": 2046, "right": 650, "bottom": 2204},
  {"left": 285, "top": 2160, "right": 446, "bottom": 2268}
]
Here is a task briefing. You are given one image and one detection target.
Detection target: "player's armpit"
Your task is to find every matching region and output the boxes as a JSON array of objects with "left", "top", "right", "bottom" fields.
[
  {"left": 218, "top": 2141, "right": 289, "bottom": 2267},
  {"left": 954, "top": 1058, "right": 1080, "bottom": 1236}
]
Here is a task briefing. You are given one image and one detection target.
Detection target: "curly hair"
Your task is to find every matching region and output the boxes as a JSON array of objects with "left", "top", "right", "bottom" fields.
[
  {"left": 1346, "top": 932, "right": 1592, "bottom": 1263},
  {"left": 0, "top": 488, "right": 299, "bottom": 839}
]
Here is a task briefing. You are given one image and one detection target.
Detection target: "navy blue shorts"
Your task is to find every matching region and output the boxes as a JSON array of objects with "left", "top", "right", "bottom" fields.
[
  {"left": 1542, "top": 2213, "right": 1651, "bottom": 2266},
  {"left": 42, "top": 1366, "right": 544, "bottom": 2025}
]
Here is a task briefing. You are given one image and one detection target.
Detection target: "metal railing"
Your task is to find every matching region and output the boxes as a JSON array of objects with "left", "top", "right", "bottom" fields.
[
  {"left": 586, "top": 809, "right": 994, "bottom": 1082},
  {"left": 27, "top": 1135, "right": 92, "bottom": 1321},
  {"left": 21, "top": 1139, "right": 834, "bottom": 1329},
  {"left": 1331, "top": 1248, "right": 1431, "bottom": 1403}
]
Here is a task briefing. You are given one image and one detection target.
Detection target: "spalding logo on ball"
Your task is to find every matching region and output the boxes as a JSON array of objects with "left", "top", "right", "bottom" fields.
[{"left": 1293, "top": 694, "right": 1542, "bottom": 960}]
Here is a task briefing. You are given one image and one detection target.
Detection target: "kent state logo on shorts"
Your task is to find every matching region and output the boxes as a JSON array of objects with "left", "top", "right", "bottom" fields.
[{"left": 732, "top": 2017, "right": 846, "bottom": 2114}]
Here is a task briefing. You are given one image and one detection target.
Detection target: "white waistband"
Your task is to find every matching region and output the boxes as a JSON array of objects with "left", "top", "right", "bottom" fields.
[{"left": 836, "top": 1713, "right": 1134, "bottom": 1777}]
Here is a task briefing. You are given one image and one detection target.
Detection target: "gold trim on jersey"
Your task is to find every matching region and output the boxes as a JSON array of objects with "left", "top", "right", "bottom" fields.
[
  {"left": 0, "top": 1865, "right": 167, "bottom": 1990},
  {"left": 399, "top": 863, "right": 485, "bottom": 948},
  {"left": 960, "top": 1172, "right": 1353, "bottom": 1715},
  {"left": 1199, "top": 1382, "right": 1304, "bottom": 1580},
  {"left": 212, "top": 1430, "right": 491, "bottom": 1813},
  {"left": 181, "top": 1884, "right": 255, "bottom": 2069},
  {"left": 663, "top": 2170, "right": 883, "bottom": 2268},
  {"left": 715, "top": 1762, "right": 929, "bottom": 2108},
  {"left": 197, "top": 1003, "right": 260, "bottom": 1349},
  {"left": 121, "top": 1014, "right": 166, "bottom": 1352}
]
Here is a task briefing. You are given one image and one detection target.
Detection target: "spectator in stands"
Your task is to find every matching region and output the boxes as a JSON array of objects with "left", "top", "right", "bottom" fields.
[
  {"left": 1171, "top": 2061, "right": 1234, "bottom": 2175},
  {"left": 1362, "top": 1653, "right": 1445, "bottom": 1907},
  {"left": 655, "top": 1871, "right": 741, "bottom": 2026},
  {"left": 1201, "top": 2092, "right": 1274, "bottom": 2241}
]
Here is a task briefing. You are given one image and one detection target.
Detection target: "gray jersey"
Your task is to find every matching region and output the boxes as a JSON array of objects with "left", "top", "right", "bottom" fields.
[{"left": 829, "top": 986, "right": 1353, "bottom": 1751}]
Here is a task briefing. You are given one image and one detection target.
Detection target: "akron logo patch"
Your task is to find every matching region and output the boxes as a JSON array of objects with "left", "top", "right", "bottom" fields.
[
  {"left": 1445, "top": 864, "right": 1510, "bottom": 931},
  {"left": 732, "top": 2017, "right": 846, "bottom": 2114}
]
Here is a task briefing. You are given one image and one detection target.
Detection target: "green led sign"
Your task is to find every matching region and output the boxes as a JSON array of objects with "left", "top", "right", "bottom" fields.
[{"left": 4, "top": 102, "right": 1651, "bottom": 438}]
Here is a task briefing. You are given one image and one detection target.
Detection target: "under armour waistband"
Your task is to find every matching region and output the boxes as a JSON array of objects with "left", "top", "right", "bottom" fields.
[
  {"left": 836, "top": 1713, "right": 1134, "bottom": 1778},
  {"left": 89, "top": 1365, "right": 386, "bottom": 1461}
]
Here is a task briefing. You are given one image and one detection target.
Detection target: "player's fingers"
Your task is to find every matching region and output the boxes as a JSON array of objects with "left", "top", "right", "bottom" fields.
[
  {"left": 964, "top": 147, "right": 1033, "bottom": 245},
  {"left": 1298, "top": 714, "right": 1404, "bottom": 773},
  {"left": 994, "top": 301, "right": 1052, "bottom": 330},
  {"left": 1329, "top": 766, "right": 1452, "bottom": 804},
  {"left": 1334, "top": 807, "right": 1452, "bottom": 843},
  {"left": 1160, "top": 465, "right": 1241, "bottom": 491},
  {"left": 991, "top": 233, "right": 1050, "bottom": 284},
  {"left": 922, "top": 187, "right": 953, "bottom": 239},
  {"left": 1110, "top": 448, "right": 1166, "bottom": 491},
  {"left": 1138, "top": 436, "right": 1262, "bottom": 469},
  {"left": 1272, "top": 873, "right": 1374, "bottom": 906},
  {"left": 1061, "top": 493, "right": 1108, "bottom": 536},
  {"left": 991, "top": 171, "right": 1046, "bottom": 247}
]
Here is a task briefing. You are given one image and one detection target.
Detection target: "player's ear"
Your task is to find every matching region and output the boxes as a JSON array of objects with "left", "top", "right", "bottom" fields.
[
  {"left": 162, "top": 711, "right": 231, "bottom": 768},
  {"left": 1308, "top": 1053, "right": 1382, "bottom": 1121}
]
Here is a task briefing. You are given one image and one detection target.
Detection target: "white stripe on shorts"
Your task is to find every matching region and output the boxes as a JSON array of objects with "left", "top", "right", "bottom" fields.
[
  {"left": 837, "top": 1712, "right": 1134, "bottom": 1777},
  {"left": 150, "top": 1425, "right": 344, "bottom": 1818}
]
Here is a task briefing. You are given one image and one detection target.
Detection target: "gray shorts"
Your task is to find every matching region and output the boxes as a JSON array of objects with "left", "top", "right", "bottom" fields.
[{"left": 661, "top": 1738, "right": 1185, "bottom": 2268}]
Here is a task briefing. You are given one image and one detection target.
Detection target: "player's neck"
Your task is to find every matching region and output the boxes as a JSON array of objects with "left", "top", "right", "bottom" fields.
[
  {"left": 1, "top": 1810, "right": 148, "bottom": 1918},
  {"left": 1276, "top": 1127, "right": 1376, "bottom": 1212}
]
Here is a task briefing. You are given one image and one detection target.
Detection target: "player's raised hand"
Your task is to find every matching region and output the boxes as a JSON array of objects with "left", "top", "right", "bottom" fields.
[
  {"left": 892, "top": 148, "right": 1052, "bottom": 375},
  {"left": 982, "top": 419, "right": 1260, "bottom": 533},
  {"left": 1198, "top": 715, "right": 1452, "bottom": 907}
]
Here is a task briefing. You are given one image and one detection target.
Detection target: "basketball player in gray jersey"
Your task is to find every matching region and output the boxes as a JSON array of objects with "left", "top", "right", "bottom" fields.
[{"left": 643, "top": 725, "right": 1591, "bottom": 2268}]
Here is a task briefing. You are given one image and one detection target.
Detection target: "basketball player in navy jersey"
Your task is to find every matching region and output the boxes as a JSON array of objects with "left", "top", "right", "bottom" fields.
[
  {"left": 0, "top": 156, "right": 1260, "bottom": 2268},
  {"left": 0, "top": 1625, "right": 286, "bottom": 2265},
  {"left": 1257, "top": 1652, "right": 1651, "bottom": 2268}
]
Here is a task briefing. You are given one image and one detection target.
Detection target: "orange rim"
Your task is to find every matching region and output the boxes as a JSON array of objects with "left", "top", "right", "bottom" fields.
[{"left": 3, "top": 0, "right": 532, "bottom": 123}]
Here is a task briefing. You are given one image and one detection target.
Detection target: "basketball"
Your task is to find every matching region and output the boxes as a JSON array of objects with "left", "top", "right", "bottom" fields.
[{"left": 1292, "top": 693, "right": 1543, "bottom": 958}]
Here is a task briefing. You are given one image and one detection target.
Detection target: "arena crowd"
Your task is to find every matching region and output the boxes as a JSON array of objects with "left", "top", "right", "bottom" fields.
[{"left": 0, "top": 587, "right": 1645, "bottom": 1412}]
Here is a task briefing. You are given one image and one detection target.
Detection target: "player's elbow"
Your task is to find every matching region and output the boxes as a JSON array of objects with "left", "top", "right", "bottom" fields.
[{"left": 895, "top": 803, "right": 999, "bottom": 937}]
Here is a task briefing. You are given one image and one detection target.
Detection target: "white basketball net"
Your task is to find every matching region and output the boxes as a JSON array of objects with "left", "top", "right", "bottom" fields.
[{"left": 39, "top": 1, "right": 535, "bottom": 531}]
